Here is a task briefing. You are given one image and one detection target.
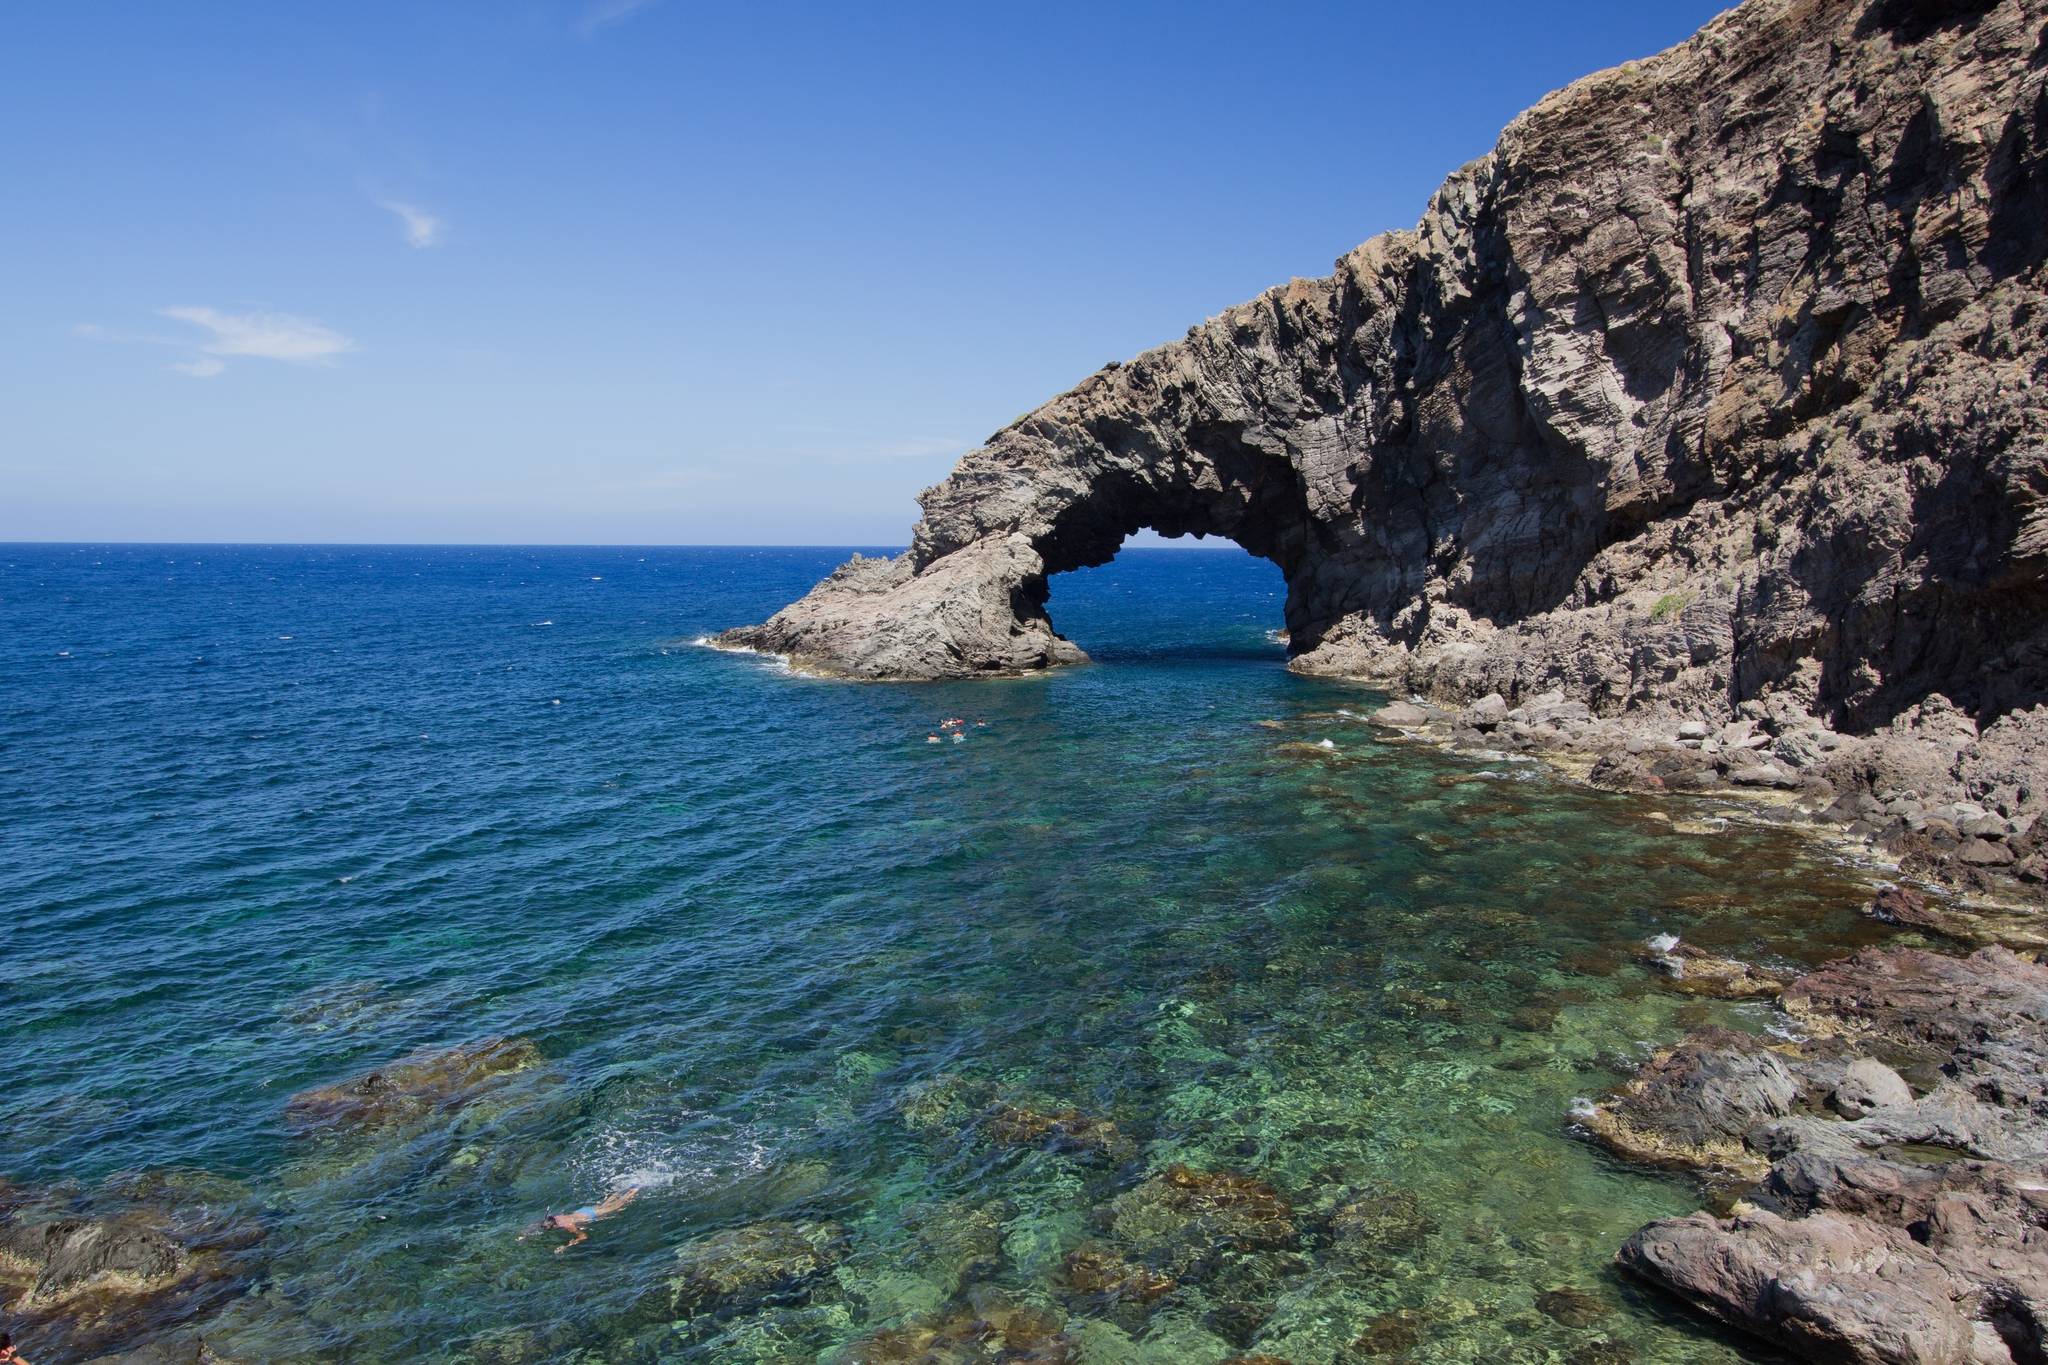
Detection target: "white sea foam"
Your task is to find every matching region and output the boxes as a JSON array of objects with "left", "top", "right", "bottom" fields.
[
  {"left": 1316, "top": 738, "right": 1336, "bottom": 750},
  {"left": 573, "top": 1120, "right": 774, "bottom": 1197},
  {"left": 692, "top": 636, "right": 792, "bottom": 671},
  {"left": 1646, "top": 932, "right": 1680, "bottom": 953}
]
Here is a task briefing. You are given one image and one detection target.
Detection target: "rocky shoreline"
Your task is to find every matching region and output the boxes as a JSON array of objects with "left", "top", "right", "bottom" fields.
[
  {"left": 719, "top": 0, "right": 2048, "bottom": 845},
  {"left": 1357, "top": 690, "right": 2046, "bottom": 928},
  {"left": 1587, "top": 943, "right": 2048, "bottom": 1364},
  {"left": 1351, "top": 684, "right": 2048, "bottom": 1360},
  {"left": 710, "top": 0, "right": 2048, "bottom": 1341}
]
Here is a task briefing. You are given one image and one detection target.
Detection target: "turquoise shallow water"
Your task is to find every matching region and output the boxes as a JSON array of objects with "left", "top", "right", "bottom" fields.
[{"left": 1, "top": 545, "right": 1888, "bottom": 1362}]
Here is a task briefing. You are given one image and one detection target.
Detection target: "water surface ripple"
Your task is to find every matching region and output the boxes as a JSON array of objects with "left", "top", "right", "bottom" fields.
[{"left": 0, "top": 546, "right": 1875, "bottom": 1361}]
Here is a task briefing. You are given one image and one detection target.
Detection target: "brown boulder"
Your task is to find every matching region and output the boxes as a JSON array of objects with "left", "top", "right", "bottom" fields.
[{"left": 283, "top": 1036, "right": 542, "bottom": 1136}]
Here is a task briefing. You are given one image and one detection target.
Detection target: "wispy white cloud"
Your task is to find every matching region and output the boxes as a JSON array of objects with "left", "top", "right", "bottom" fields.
[
  {"left": 75, "top": 307, "right": 356, "bottom": 377},
  {"left": 377, "top": 198, "right": 443, "bottom": 248},
  {"left": 577, "top": 0, "right": 659, "bottom": 35},
  {"left": 160, "top": 306, "right": 356, "bottom": 364}
]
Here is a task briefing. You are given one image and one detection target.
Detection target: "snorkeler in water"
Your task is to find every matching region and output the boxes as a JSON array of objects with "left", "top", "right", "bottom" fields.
[{"left": 526, "top": 1186, "right": 640, "bottom": 1253}]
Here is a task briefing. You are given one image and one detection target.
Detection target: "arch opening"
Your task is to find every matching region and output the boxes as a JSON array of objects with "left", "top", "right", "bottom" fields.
[
  {"left": 1043, "top": 533, "right": 1289, "bottom": 665},
  {"left": 994, "top": 417, "right": 1321, "bottom": 666}
]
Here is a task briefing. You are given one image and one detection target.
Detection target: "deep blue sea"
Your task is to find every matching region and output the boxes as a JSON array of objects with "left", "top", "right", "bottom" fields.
[{"left": 0, "top": 545, "right": 1882, "bottom": 1362}]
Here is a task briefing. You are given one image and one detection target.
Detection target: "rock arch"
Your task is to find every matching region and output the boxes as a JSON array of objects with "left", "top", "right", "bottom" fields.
[
  {"left": 720, "top": 0, "right": 2048, "bottom": 740},
  {"left": 716, "top": 284, "right": 1354, "bottom": 680}
]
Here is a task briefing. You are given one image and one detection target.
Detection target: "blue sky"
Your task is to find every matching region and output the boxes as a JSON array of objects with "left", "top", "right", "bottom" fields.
[{"left": 2, "top": 1, "right": 1726, "bottom": 545}]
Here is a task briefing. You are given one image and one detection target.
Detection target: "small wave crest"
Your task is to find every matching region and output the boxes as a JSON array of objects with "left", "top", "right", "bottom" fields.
[{"left": 690, "top": 635, "right": 792, "bottom": 671}]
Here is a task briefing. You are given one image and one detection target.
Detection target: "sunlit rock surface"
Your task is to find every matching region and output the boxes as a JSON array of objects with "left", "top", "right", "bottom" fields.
[{"left": 723, "top": 0, "right": 2048, "bottom": 832}]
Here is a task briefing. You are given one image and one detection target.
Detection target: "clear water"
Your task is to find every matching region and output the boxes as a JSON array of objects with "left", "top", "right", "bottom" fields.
[{"left": 0, "top": 545, "right": 1886, "bottom": 1362}]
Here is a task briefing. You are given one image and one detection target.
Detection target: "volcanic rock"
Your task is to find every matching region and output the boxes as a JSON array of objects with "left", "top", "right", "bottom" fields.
[
  {"left": 1611, "top": 945, "right": 2048, "bottom": 1362},
  {"left": 720, "top": 0, "right": 2048, "bottom": 897}
]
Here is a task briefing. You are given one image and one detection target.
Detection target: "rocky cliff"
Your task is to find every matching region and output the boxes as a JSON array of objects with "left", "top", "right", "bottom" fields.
[
  {"left": 723, "top": 0, "right": 2048, "bottom": 878},
  {"left": 725, "top": 0, "right": 2047, "bottom": 709}
]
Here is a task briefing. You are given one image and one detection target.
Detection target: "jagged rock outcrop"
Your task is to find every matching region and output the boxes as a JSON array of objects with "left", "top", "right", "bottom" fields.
[
  {"left": 1587, "top": 945, "right": 2048, "bottom": 1362},
  {"left": 722, "top": 0, "right": 2048, "bottom": 829}
]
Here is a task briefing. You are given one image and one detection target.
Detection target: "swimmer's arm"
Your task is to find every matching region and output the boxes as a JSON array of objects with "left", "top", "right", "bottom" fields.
[{"left": 554, "top": 1227, "right": 588, "bottom": 1253}]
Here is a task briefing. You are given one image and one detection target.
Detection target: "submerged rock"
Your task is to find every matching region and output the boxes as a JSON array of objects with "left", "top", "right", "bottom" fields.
[
  {"left": 1099, "top": 1166, "right": 1299, "bottom": 1276},
  {"left": 283, "top": 1036, "right": 543, "bottom": 1137},
  {"left": 662, "top": 1218, "right": 849, "bottom": 1321},
  {"left": 0, "top": 1172, "right": 264, "bottom": 1363},
  {"left": 979, "top": 1102, "right": 1129, "bottom": 1161},
  {"left": 1324, "top": 1186, "right": 1434, "bottom": 1261},
  {"left": 843, "top": 1286, "right": 1074, "bottom": 1364},
  {"left": 1351, "top": 1308, "right": 1426, "bottom": 1356},
  {"left": 1535, "top": 1285, "right": 1610, "bottom": 1328},
  {"left": 77, "top": 1340, "right": 235, "bottom": 1365},
  {"left": 1058, "top": 1244, "right": 1177, "bottom": 1308}
]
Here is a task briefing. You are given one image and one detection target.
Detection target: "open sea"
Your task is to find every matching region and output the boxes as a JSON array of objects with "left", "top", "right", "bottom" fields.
[{"left": 0, "top": 544, "right": 1888, "bottom": 1362}]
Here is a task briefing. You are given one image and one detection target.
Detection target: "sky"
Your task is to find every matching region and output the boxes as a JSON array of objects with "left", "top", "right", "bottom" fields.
[{"left": 1, "top": 1, "right": 1728, "bottom": 546}]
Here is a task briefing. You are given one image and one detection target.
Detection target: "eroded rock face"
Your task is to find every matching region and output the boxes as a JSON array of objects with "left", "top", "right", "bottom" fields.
[{"left": 725, "top": 0, "right": 2048, "bottom": 752}]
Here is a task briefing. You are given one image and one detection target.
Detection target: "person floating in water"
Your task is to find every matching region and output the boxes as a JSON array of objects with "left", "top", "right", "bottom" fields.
[
  {"left": 526, "top": 1186, "right": 639, "bottom": 1253},
  {"left": 0, "top": 1331, "right": 32, "bottom": 1364}
]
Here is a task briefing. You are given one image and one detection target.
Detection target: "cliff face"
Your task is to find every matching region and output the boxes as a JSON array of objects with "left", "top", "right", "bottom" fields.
[{"left": 725, "top": 0, "right": 2048, "bottom": 738}]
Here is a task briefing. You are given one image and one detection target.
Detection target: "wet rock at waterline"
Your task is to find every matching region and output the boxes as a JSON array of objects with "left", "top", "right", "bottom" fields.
[
  {"left": 1637, "top": 940, "right": 1785, "bottom": 1001},
  {"left": 1602, "top": 946, "right": 2048, "bottom": 1362},
  {"left": 1576, "top": 1028, "right": 1800, "bottom": 1181}
]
